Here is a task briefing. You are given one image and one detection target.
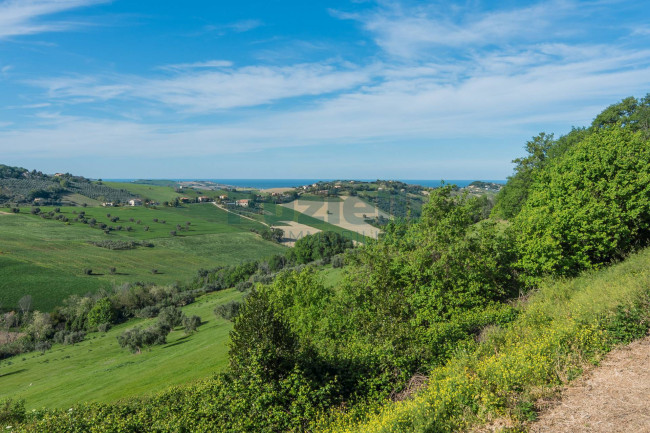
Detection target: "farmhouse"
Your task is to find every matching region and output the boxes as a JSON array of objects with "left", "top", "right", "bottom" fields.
[
  {"left": 219, "top": 195, "right": 228, "bottom": 200},
  {"left": 179, "top": 197, "right": 191, "bottom": 203},
  {"left": 128, "top": 199, "right": 143, "bottom": 206},
  {"left": 198, "top": 196, "right": 212, "bottom": 202},
  {"left": 236, "top": 199, "right": 250, "bottom": 207},
  {"left": 102, "top": 202, "right": 114, "bottom": 207}
]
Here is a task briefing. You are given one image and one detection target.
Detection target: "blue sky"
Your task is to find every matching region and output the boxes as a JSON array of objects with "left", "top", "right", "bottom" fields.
[{"left": 0, "top": 0, "right": 649, "bottom": 179}]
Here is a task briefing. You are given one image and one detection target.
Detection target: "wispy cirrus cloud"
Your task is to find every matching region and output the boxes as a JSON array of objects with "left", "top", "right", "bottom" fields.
[
  {"left": 0, "top": 0, "right": 109, "bottom": 39},
  {"left": 193, "top": 19, "right": 263, "bottom": 37},
  {"left": 333, "top": 0, "right": 588, "bottom": 58},
  {"left": 7, "top": 43, "right": 650, "bottom": 161},
  {"left": 157, "top": 60, "right": 234, "bottom": 72},
  {"left": 30, "top": 62, "right": 376, "bottom": 111}
]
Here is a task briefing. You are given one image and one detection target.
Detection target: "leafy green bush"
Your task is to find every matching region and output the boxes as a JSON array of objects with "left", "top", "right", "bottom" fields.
[
  {"left": 514, "top": 126, "right": 650, "bottom": 281},
  {"left": 86, "top": 298, "right": 115, "bottom": 329},
  {"left": 288, "top": 231, "right": 354, "bottom": 264},
  {"left": 0, "top": 398, "right": 25, "bottom": 425}
]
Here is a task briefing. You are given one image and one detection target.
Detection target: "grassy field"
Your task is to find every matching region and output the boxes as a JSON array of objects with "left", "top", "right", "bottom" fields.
[
  {"left": 0, "top": 205, "right": 286, "bottom": 311},
  {"left": 104, "top": 181, "right": 252, "bottom": 203},
  {"left": 0, "top": 289, "right": 242, "bottom": 410},
  {"left": 102, "top": 182, "right": 184, "bottom": 203}
]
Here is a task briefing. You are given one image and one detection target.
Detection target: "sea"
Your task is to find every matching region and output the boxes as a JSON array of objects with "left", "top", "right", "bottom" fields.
[{"left": 104, "top": 179, "right": 506, "bottom": 189}]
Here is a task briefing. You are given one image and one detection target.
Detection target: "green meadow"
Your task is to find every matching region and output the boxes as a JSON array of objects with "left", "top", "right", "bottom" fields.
[
  {"left": 102, "top": 182, "right": 184, "bottom": 203},
  {"left": 0, "top": 204, "right": 286, "bottom": 311},
  {"left": 103, "top": 181, "right": 252, "bottom": 203},
  {"left": 0, "top": 288, "right": 242, "bottom": 410}
]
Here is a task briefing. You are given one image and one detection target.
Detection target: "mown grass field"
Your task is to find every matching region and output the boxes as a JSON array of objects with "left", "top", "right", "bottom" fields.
[
  {"left": 0, "top": 204, "right": 286, "bottom": 311},
  {"left": 0, "top": 289, "right": 242, "bottom": 410}
]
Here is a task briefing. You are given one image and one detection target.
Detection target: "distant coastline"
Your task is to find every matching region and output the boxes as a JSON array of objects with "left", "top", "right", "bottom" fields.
[{"left": 103, "top": 179, "right": 507, "bottom": 189}]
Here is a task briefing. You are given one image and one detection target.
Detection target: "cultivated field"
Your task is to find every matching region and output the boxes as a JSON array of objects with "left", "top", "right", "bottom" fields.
[
  {"left": 280, "top": 196, "right": 390, "bottom": 239},
  {"left": 0, "top": 204, "right": 285, "bottom": 311},
  {"left": 275, "top": 221, "right": 322, "bottom": 246}
]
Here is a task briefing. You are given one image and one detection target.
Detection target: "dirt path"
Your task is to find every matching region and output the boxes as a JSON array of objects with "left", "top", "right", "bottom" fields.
[
  {"left": 212, "top": 202, "right": 270, "bottom": 227},
  {"left": 531, "top": 335, "right": 650, "bottom": 432}
]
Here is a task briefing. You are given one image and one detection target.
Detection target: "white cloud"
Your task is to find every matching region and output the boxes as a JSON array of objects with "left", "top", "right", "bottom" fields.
[
  {"left": 31, "top": 62, "right": 376, "bottom": 111},
  {"left": 0, "top": 0, "right": 109, "bottom": 39},
  {"left": 336, "top": 0, "right": 582, "bottom": 58},
  {"left": 198, "top": 19, "right": 263, "bottom": 36},
  {"left": 158, "top": 60, "right": 234, "bottom": 72},
  {"left": 4, "top": 45, "right": 650, "bottom": 161}
]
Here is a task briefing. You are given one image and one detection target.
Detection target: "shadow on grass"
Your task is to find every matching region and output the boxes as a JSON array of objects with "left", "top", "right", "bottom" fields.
[
  {"left": 0, "top": 368, "right": 27, "bottom": 378},
  {"left": 163, "top": 336, "right": 191, "bottom": 349}
]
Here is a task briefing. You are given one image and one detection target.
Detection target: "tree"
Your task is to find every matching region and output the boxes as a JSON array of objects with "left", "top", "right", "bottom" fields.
[
  {"left": 514, "top": 126, "right": 650, "bottom": 281},
  {"left": 18, "top": 295, "right": 32, "bottom": 317},
  {"left": 183, "top": 315, "right": 201, "bottom": 334},
  {"left": 117, "top": 324, "right": 171, "bottom": 353},
  {"left": 26, "top": 311, "right": 52, "bottom": 341},
  {"left": 229, "top": 290, "right": 298, "bottom": 379},
  {"left": 157, "top": 306, "right": 185, "bottom": 329},
  {"left": 591, "top": 95, "right": 650, "bottom": 132},
  {"left": 87, "top": 298, "right": 115, "bottom": 329},
  {"left": 491, "top": 132, "right": 555, "bottom": 219}
]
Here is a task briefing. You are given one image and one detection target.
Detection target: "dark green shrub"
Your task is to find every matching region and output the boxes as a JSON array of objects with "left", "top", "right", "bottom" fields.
[
  {"left": 214, "top": 301, "right": 241, "bottom": 321},
  {"left": 157, "top": 306, "right": 185, "bottom": 329},
  {"left": 183, "top": 315, "right": 201, "bottom": 334}
]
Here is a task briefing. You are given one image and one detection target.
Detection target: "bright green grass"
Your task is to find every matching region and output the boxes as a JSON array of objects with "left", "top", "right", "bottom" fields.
[
  {"left": 0, "top": 289, "right": 242, "bottom": 410},
  {"left": 0, "top": 207, "right": 285, "bottom": 311},
  {"left": 102, "top": 182, "right": 184, "bottom": 203},
  {"left": 320, "top": 266, "right": 345, "bottom": 288}
]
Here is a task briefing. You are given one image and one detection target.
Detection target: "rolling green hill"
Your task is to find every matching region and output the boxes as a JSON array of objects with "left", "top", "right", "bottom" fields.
[
  {"left": 0, "top": 288, "right": 242, "bottom": 410},
  {"left": 0, "top": 204, "right": 286, "bottom": 311}
]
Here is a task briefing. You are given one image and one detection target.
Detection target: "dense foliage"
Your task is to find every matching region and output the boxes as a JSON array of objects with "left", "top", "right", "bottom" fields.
[
  {"left": 288, "top": 231, "right": 354, "bottom": 264},
  {"left": 514, "top": 126, "right": 650, "bottom": 280}
]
